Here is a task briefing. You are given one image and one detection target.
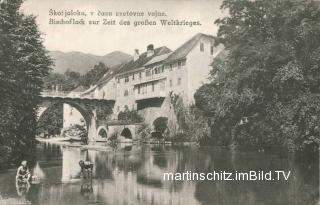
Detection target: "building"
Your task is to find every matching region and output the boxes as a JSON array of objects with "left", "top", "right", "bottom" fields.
[
  {"left": 114, "top": 45, "right": 172, "bottom": 113},
  {"left": 79, "top": 33, "right": 222, "bottom": 124}
]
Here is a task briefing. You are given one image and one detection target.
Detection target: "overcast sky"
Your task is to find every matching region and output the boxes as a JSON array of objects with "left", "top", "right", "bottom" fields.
[{"left": 21, "top": 0, "right": 225, "bottom": 56}]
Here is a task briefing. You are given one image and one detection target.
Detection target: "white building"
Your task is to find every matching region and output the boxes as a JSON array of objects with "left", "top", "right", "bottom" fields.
[{"left": 78, "top": 33, "right": 223, "bottom": 123}]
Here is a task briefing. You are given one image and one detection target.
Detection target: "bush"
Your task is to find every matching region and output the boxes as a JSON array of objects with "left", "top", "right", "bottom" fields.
[
  {"left": 0, "top": 146, "right": 12, "bottom": 170},
  {"left": 63, "top": 124, "right": 87, "bottom": 138},
  {"left": 171, "top": 133, "right": 189, "bottom": 143},
  {"left": 137, "top": 123, "right": 151, "bottom": 140},
  {"left": 118, "top": 109, "right": 143, "bottom": 123},
  {"left": 153, "top": 117, "right": 168, "bottom": 134},
  {"left": 171, "top": 94, "right": 210, "bottom": 143}
]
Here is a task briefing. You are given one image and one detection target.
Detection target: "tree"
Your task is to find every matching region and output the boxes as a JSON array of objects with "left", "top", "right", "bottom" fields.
[
  {"left": 0, "top": 0, "right": 52, "bottom": 165},
  {"left": 79, "top": 62, "right": 109, "bottom": 87},
  {"left": 37, "top": 104, "right": 63, "bottom": 136},
  {"left": 195, "top": 0, "right": 320, "bottom": 152}
]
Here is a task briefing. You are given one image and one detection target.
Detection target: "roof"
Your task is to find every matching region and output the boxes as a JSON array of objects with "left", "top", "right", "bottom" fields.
[
  {"left": 164, "top": 33, "right": 214, "bottom": 64},
  {"left": 94, "top": 62, "right": 125, "bottom": 86},
  {"left": 80, "top": 85, "right": 97, "bottom": 96},
  {"left": 70, "top": 86, "right": 88, "bottom": 93},
  {"left": 116, "top": 46, "right": 172, "bottom": 75},
  {"left": 144, "top": 52, "right": 172, "bottom": 67}
]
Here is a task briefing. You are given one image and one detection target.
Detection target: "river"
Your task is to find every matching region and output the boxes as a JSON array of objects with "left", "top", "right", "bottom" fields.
[{"left": 0, "top": 142, "right": 318, "bottom": 205}]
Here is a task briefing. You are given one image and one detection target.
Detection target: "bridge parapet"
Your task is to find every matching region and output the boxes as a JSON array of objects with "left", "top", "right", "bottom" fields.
[{"left": 41, "top": 90, "right": 71, "bottom": 98}]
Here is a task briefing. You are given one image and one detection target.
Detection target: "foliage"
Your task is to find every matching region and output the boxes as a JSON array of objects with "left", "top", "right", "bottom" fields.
[
  {"left": 43, "top": 62, "right": 109, "bottom": 92},
  {"left": 108, "top": 132, "right": 118, "bottom": 141},
  {"left": 80, "top": 62, "right": 109, "bottom": 87},
  {"left": 96, "top": 104, "right": 113, "bottom": 121},
  {"left": 43, "top": 70, "right": 80, "bottom": 91},
  {"left": 0, "top": 146, "right": 12, "bottom": 170},
  {"left": 170, "top": 94, "right": 209, "bottom": 142},
  {"left": 153, "top": 117, "right": 168, "bottom": 134},
  {"left": 62, "top": 124, "right": 87, "bottom": 139},
  {"left": 195, "top": 0, "right": 320, "bottom": 152},
  {"left": 37, "top": 104, "right": 63, "bottom": 136},
  {"left": 118, "top": 107, "right": 144, "bottom": 123},
  {"left": 137, "top": 123, "right": 152, "bottom": 140},
  {"left": 0, "top": 0, "right": 52, "bottom": 165}
]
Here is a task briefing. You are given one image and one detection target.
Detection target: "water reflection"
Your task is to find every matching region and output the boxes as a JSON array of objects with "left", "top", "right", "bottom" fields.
[{"left": 0, "top": 143, "right": 318, "bottom": 205}]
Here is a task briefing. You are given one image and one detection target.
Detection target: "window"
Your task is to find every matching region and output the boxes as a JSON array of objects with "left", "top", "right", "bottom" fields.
[
  {"left": 102, "top": 91, "right": 105, "bottom": 98},
  {"left": 210, "top": 45, "right": 214, "bottom": 55},
  {"left": 117, "top": 106, "right": 120, "bottom": 112},
  {"left": 117, "top": 78, "right": 120, "bottom": 83},
  {"left": 178, "top": 61, "right": 182, "bottom": 69},
  {"left": 139, "top": 72, "right": 142, "bottom": 78},
  {"left": 177, "top": 77, "right": 181, "bottom": 86},
  {"left": 146, "top": 70, "right": 151, "bottom": 77},
  {"left": 170, "top": 64, "right": 173, "bottom": 71},
  {"left": 132, "top": 74, "right": 135, "bottom": 80},
  {"left": 162, "top": 65, "right": 164, "bottom": 72},
  {"left": 124, "top": 90, "right": 129, "bottom": 96},
  {"left": 152, "top": 83, "right": 155, "bottom": 92},
  {"left": 200, "top": 42, "right": 204, "bottom": 52},
  {"left": 160, "top": 81, "right": 165, "bottom": 91},
  {"left": 138, "top": 86, "right": 141, "bottom": 94},
  {"left": 169, "top": 79, "right": 173, "bottom": 87},
  {"left": 143, "top": 84, "right": 147, "bottom": 94},
  {"left": 125, "top": 76, "right": 129, "bottom": 83}
]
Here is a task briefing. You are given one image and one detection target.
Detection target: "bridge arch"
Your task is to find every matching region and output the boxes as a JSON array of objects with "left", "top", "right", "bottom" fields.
[
  {"left": 120, "top": 127, "right": 132, "bottom": 139},
  {"left": 97, "top": 126, "right": 108, "bottom": 138},
  {"left": 37, "top": 99, "right": 94, "bottom": 138}
]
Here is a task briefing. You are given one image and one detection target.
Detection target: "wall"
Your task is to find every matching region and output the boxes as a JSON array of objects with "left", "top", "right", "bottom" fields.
[
  {"left": 114, "top": 70, "right": 143, "bottom": 114},
  {"left": 95, "top": 124, "right": 139, "bottom": 142},
  {"left": 186, "top": 37, "right": 221, "bottom": 104},
  {"left": 138, "top": 94, "right": 178, "bottom": 133},
  {"left": 63, "top": 104, "right": 84, "bottom": 128},
  {"left": 95, "top": 78, "right": 117, "bottom": 100},
  {"left": 63, "top": 91, "right": 85, "bottom": 128}
]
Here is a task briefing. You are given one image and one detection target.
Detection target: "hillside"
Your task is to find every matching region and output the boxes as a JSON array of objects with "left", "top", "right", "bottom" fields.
[{"left": 49, "top": 50, "right": 132, "bottom": 74}]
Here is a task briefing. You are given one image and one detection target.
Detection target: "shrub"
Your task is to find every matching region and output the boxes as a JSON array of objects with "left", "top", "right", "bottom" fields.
[
  {"left": 153, "top": 117, "right": 168, "bottom": 134},
  {"left": 0, "top": 146, "right": 12, "bottom": 170},
  {"left": 118, "top": 109, "right": 143, "bottom": 123}
]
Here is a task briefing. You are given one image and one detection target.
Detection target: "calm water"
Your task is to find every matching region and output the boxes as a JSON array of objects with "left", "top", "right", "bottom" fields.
[{"left": 0, "top": 143, "right": 319, "bottom": 205}]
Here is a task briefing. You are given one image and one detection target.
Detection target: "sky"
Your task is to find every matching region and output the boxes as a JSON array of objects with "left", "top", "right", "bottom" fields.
[{"left": 21, "top": 0, "right": 225, "bottom": 56}]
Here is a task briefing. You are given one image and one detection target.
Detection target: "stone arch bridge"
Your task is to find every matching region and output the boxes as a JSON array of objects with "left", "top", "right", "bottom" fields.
[{"left": 38, "top": 91, "right": 140, "bottom": 142}]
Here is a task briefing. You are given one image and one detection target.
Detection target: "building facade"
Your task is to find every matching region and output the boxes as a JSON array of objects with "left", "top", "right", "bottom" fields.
[{"left": 79, "top": 33, "right": 222, "bottom": 124}]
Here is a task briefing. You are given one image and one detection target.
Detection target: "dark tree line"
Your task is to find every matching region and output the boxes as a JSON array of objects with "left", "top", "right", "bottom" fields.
[
  {"left": 43, "top": 62, "right": 109, "bottom": 91},
  {"left": 0, "top": 0, "right": 52, "bottom": 167},
  {"left": 195, "top": 0, "right": 320, "bottom": 154}
]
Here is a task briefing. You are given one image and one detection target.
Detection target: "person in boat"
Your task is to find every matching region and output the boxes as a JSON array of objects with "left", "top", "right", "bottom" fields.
[{"left": 16, "top": 160, "right": 31, "bottom": 183}]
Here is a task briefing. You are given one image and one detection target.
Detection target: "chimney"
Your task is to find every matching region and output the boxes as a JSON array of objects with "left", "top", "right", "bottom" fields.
[
  {"left": 147, "top": 44, "right": 154, "bottom": 57},
  {"left": 133, "top": 49, "right": 139, "bottom": 61}
]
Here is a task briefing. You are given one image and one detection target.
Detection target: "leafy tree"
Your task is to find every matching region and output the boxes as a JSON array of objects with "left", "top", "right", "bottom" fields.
[
  {"left": 79, "top": 62, "right": 109, "bottom": 87},
  {"left": 153, "top": 117, "right": 168, "bottom": 134},
  {"left": 118, "top": 107, "right": 144, "bottom": 123},
  {"left": 0, "top": 0, "right": 52, "bottom": 165},
  {"left": 195, "top": 0, "right": 320, "bottom": 152},
  {"left": 43, "top": 62, "right": 109, "bottom": 92},
  {"left": 37, "top": 104, "right": 63, "bottom": 136}
]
